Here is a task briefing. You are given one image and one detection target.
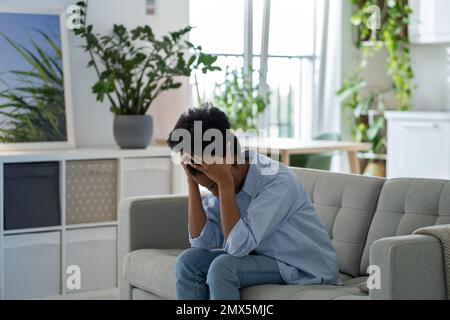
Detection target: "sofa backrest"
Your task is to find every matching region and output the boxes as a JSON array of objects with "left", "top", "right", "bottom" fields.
[
  {"left": 360, "top": 178, "right": 450, "bottom": 274},
  {"left": 291, "top": 168, "right": 386, "bottom": 277}
]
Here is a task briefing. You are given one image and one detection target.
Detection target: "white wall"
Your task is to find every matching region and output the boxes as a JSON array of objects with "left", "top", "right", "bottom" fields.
[
  {"left": 1, "top": 0, "right": 190, "bottom": 147},
  {"left": 145, "top": 0, "right": 190, "bottom": 144},
  {"left": 340, "top": 0, "right": 360, "bottom": 143},
  {"left": 410, "top": 44, "right": 450, "bottom": 111},
  {"left": 357, "top": 44, "right": 450, "bottom": 112}
]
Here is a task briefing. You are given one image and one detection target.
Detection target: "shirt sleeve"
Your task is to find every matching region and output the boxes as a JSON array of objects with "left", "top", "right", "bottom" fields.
[
  {"left": 189, "top": 195, "right": 224, "bottom": 250},
  {"left": 224, "top": 179, "right": 295, "bottom": 257}
]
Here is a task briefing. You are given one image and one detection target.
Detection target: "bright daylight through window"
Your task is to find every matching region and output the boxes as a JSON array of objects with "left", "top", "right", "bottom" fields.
[{"left": 189, "top": 0, "right": 317, "bottom": 139}]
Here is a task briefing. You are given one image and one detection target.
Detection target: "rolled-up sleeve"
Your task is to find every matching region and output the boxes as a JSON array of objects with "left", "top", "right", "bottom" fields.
[
  {"left": 224, "top": 180, "right": 295, "bottom": 257},
  {"left": 189, "top": 195, "right": 223, "bottom": 250}
]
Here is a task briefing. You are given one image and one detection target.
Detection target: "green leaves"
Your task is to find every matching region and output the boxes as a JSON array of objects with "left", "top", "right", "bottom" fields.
[
  {"left": 131, "top": 25, "right": 155, "bottom": 41},
  {"left": 214, "top": 67, "right": 270, "bottom": 131},
  {"left": 336, "top": 77, "right": 366, "bottom": 101},
  {"left": 338, "top": 0, "right": 414, "bottom": 154},
  {"left": 0, "top": 30, "right": 66, "bottom": 142},
  {"left": 91, "top": 81, "right": 106, "bottom": 101},
  {"left": 76, "top": 1, "right": 86, "bottom": 8},
  {"left": 196, "top": 53, "right": 220, "bottom": 73},
  {"left": 72, "top": 1, "right": 220, "bottom": 115},
  {"left": 170, "top": 26, "right": 193, "bottom": 41}
]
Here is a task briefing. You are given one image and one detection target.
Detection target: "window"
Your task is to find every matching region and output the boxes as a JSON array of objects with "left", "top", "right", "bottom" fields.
[{"left": 190, "top": 0, "right": 317, "bottom": 138}]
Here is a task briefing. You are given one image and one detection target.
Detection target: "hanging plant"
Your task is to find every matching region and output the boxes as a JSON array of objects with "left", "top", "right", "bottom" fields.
[
  {"left": 382, "top": 0, "right": 414, "bottom": 111},
  {"left": 348, "top": 0, "right": 414, "bottom": 111},
  {"left": 338, "top": 0, "right": 414, "bottom": 157}
]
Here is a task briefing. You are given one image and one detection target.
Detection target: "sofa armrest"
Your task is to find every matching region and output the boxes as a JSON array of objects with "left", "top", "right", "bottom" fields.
[
  {"left": 119, "top": 194, "right": 190, "bottom": 253},
  {"left": 118, "top": 194, "right": 190, "bottom": 299},
  {"left": 369, "top": 235, "right": 447, "bottom": 300}
]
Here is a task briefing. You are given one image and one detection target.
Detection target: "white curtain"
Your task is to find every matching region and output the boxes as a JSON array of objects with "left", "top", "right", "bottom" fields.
[{"left": 313, "top": 0, "right": 343, "bottom": 136}]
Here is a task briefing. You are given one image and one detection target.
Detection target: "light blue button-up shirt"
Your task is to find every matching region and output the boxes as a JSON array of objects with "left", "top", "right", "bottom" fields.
[{"left": 189, "top": 152, "right": 341, "bottom": 285}]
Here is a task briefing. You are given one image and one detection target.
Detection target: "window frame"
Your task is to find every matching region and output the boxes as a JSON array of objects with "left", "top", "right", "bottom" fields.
[{"left": 190, "top": 0, "right": 318, "bottom": 139}]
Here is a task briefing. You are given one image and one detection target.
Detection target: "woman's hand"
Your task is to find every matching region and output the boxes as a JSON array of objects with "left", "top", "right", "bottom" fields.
[
  {"left": 181, "top": 153, "right": 197, "bottom": 185},
  {"left": 191, "top": 161, "right": 234, "bottom": 187}
]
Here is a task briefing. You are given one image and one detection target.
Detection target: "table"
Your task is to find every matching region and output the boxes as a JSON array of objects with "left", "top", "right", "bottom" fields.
[{"left": 240, "top": 138, "right": 372, "bottom": 174}]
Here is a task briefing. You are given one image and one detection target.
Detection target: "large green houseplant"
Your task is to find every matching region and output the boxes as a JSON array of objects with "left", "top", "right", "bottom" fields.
[{"left": 73, "top": 1, "right": 220, "bottom": 148}]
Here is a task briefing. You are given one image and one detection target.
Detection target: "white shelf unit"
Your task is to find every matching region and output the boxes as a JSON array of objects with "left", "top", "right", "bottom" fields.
[{"left": 0, "top": 146, "right": 182, "bottom": 299}]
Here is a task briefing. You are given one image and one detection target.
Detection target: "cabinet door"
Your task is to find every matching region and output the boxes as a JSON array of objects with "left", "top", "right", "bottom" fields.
[
  {"left": 66, "top": 160, "right": 118, "bottom": 225},
  {"left": 388, "top": 120, "right": 450, "bottom": 179},
  {"left": 409, "top": 0, "right": 450, "bottom": 43},
  {"left": 4, "top": 232, "right": 61, "bottom": 299},
  {"left": 122, "top": 157, "right": 171, "bottom": 198},
  {"left": 65, "top": 227, "right": 117, "bottom": 293},
  {"left": 4, "top": 162, "right": 60, "bottom": 230}
]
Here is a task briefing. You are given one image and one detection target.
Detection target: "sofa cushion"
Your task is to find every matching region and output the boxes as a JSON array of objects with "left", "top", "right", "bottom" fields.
[
  {"left": 132, "top": 288, "right": 165, "bottom": 300},
  {"left": 240, "top": 276, "right": 369, "bottom": 300},
  {"left": 333, "top": 295, "right": 370, "bottom": 300},
  {"left": 125, "top": 249, "right": 365, "bottom": 300},
  {"left": 360, "top": 179, "right": 450, "bottom": 274},
  {"left": 291, "top": 168, "right": 385, "bottom": 277},
  {"left": 123, "top": 249, "right": 183, "bottom": 300}
]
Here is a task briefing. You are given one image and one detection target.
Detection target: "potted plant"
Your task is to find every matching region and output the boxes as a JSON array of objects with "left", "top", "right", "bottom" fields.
[
  {"left": 73, "top": 1, "right": 220, "bottom": 149},
  {"left": 213, "top": 67, "right": 270, "bottom": 133}
]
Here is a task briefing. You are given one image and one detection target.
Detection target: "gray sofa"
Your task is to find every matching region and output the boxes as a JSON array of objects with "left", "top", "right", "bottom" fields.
[{"left": 118, "top": 168, "right": 450, "bottom": 300}]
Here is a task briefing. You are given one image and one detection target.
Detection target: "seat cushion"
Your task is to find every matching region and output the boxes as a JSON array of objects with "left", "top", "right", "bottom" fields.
[
  {"left": 132, "top": 288, "right": 166, "bottom": 300},
  {"left": 240, "top": 276, "right": 368, "bottom": 300},
  {"left": 124, "top": 249, "right": 367, "bottom": 300},
  {"left": 333, "top": 295, "right": 370, "bottom": 300},
  {"left": 123, "top": 249, "right": 183, "bottom": 300}
]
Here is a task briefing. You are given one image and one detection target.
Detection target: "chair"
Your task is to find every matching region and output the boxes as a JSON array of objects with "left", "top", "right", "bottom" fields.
[{"left": 289, "top": 132, "right": 341, "bottom": 171}]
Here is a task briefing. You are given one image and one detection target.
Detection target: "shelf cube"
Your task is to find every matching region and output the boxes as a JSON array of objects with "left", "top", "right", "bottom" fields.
[
  {"left": 4, "top": 162, "right": 61, "bottom": 230},
  {"left": 66, "top": 160, "right": 118, "bottom": 225}
]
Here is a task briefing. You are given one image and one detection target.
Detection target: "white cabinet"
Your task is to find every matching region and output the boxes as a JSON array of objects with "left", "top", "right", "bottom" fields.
[
  {"left": 409, "top": 0, "right": 450, "bottom": 44},
  {"left": 386, "top": 112, "right": 450, "bottom": 179},
  {"left": 122, "top": 157, "right": 171, "bottom": 198},
  {"left": 0, "top": 147, "right": 173, "bottom": 299}
]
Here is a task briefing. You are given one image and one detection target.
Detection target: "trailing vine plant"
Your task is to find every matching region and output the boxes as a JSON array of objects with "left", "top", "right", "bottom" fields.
[{"left": 338, "top": 0, "right": 414, "bottom": 155}]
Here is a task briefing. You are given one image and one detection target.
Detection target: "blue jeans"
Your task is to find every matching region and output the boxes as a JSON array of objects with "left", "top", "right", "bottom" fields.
[{"left": 174, "top": 248, "right": 285, "bottom": 300}]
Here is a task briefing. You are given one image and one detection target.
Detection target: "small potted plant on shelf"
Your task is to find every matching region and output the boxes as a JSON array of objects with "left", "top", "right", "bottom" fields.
[{"left": 73, "top": 1, "right": 220, "bottom": 149}]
